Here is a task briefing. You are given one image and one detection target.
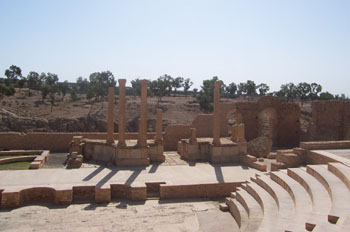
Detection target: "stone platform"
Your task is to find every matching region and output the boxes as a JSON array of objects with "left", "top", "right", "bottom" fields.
[{"left": 0, "top": 160, "right": 259, "bottom": 208}]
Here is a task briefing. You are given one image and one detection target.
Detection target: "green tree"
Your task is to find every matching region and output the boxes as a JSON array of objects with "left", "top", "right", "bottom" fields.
[
  {"left": 131, "top": 78, "right": 141, "bottom": 97},
  {"left": 58, "top": 81, "right": 70, "bottom": 100},
  {"left": 309, "top": 83, "right": 322, "bottom": 100},
  {"left": 237, "top": 82, "right": 247, "bottom": 96},
  {"left": 319, "top": 91, "right": 334, "bottom": 100},
  {"left": 296, "top": 82, "right": 311, "bottom": 101},
  {"left": 89, "top": 71, "right": 115, "bottom": 101},
  {"left": 40, "top": 85, "right": 50, "bottom": 100},
  {"left": 257, "top": 83, "right": 270, "bottom": 96},
  {"left": 27, "top": 71, "right": 41, "bottom": 90},
  {"left": 151, "top": 75, "right": 172, "bottom": 103},
  {"left": 4, "top": 65, "right": 22, "bottom": 86},
  {"left": 183, "top": 78, "right": 193, "bottom": 97},
  {"left": 0, "top": 84, "right": 15, "bottom": 100},
  {"left": 196, "top": 76, "right": 220, "bottom": 112},
  {"left": 172, "top": 77, "right": 184, "bottom": 96},
  {"left": 76, "top": 77, "right": 90, "bottom": 94},
  {"left": 44, "top": 73, "right": 59, "bottom": 86},
  {"left": 276, "top": 83, "right": 298, "bottom": 101},
  {"left": 225, "top": 82, "right": 237, "bottom": 98}
]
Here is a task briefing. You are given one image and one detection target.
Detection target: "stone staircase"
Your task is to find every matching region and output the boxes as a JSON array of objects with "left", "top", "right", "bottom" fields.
[{"left": 225, "top": 163, "right": 350, "bottom": 231}]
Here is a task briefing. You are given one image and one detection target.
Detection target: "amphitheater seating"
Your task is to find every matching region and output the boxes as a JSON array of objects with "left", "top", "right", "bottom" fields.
[{"left": 225, "top": 163, "right": 350, "bottom": 231}]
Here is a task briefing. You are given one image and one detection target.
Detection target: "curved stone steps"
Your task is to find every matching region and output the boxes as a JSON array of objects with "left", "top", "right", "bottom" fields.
[
  {"left": 307, "top": 165, "right": 350, "bottom": 224},
  {"left": 270, "top": 171, "right": 313, "bottom": 230},
  {"left": 253, "top": 174, "right": 308, "bottom": 231},
  {"left": 287, "top": 167, "right": 334, "bottom": 230},
  {"left": 226, "top": 196, "right": 249, "bottom": 231},
  {"left": 235, "top": 188, "right": 264, "bottom": 231},
  {"left": 328, "top": 162, "right": 350, "bottom": 191},
  {"left": 243, "top": 180, "right": 287, "bottom": 232},
  {"left": 287, "top": 167, "right": 332, "bottom": 216}
]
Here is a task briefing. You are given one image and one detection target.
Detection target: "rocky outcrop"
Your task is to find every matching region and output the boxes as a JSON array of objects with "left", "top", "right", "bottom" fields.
[
  {"left": 0, "top": 109, "right": 113, "bottom": 132},
  {"left": 247, "top": 136, "right": 272, "bottom": 158}
]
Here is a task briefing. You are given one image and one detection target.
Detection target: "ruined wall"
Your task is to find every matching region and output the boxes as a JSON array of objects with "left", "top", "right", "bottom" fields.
[
  {"left": 308, "top": 101, "right": 350, "bottom": 141},
  {"left": 0, "top": 97, "right": 301, "bottom": 151},
  {"left": 0, "top": 132, "right": 154, "bottom": 152},
  {"left": 163, "top": 125, "right": 191, "bottom": 151},
  {"left": 231, "top": 97, "right": 300, "bottom": 147}
]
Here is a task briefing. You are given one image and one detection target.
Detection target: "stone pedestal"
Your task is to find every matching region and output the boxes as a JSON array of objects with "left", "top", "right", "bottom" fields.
[
  {"left": 148, "top": 141, "right": 165, "bottom": 162},
  {"left": 116, "top": 146, "right": 150, "bottom": 166},
  {"left": 69, "top": 136, "right": 83, "bottom": 155}
]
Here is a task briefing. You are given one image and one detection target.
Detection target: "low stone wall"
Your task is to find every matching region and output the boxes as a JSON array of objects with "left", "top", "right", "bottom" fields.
[
  {"left": 159, "top": 182, "right": 242, "bottom": 199},
  {"left": 0, "top": 156, "right": 36, "bottom": 165},
  {"left": 300, "top": 140, "right": 350, "bottom": 150},
  {"left": 1, "top": 182, "right": 244, "bottom": 208}
]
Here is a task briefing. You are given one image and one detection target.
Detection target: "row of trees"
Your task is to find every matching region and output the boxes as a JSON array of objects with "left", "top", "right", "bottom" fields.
[{"left": 1, "top": 65, "right": 348, "bottom": 113}]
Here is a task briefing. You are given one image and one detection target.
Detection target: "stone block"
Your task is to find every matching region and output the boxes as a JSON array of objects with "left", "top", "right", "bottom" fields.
[
  {"left": 280, "top": 153, "right": 303, "bottom": 167},
  {"left": 55, "top": 189, "right": 72, "bottom": 204},
  {"left": 29, "top": 161, "right": 42, "bottom": 169},
  {"left": 95, "top": 188, "right": 111, "bottom": 203},
  {"left": 148, "top": 143, "right": 165, "bottom": 162},
  {"left": 73, "top": 186, "right": 95, "bottom": 202},
  {"left": 1, "top": 191, "right": 20, "bottom": 208},
  {"left": 130, "top": 186, "right": 147, "bottom": 201},
  {"left": 66, "top": 157, "right": 83, "bottom": 169},
  {"left": 84, "top": 142, "right": 116, "bottom": 163},
  {"left": 210, "top": 145, "right": 240, "bottom": 163}
]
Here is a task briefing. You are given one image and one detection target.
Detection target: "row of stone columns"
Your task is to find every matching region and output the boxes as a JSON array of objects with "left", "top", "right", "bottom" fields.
[
  {"left": 108, "top": 79, "right": 223, "bottom": 147},
  {"left": 106, "top": 79, "right": 162, "bottom": 147}
]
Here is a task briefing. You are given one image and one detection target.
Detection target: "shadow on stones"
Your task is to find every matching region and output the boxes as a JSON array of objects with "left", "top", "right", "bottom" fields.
[
  {"left": 83, "top": 166, "right": 105, "bottom": 181},
  {"left": 124, "top": 168, "right": 145, "bottom": 185},
  {"left": 148, "top": 164, "right": 159, "bottom": 173},
  {"left": 213, "top": 165, "right": 224, "bottom": 183},
  {"left": 83, "top": 202, "right": 109, "bottom": 210},
  {"left": 96, "top": 169, "right": 118, "bottom": 188},
  {"left": 115, "top": 200, "right": 146, "bottom": 208}
]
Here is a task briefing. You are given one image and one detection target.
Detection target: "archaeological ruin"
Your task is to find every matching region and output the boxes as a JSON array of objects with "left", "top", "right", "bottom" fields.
[{"left": 0, "top": 79, "right": 350, "bottom": 231}]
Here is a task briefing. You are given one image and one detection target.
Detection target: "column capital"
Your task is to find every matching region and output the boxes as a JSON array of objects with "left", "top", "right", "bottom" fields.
[
  {"left": 118, "top": 79, "right": 126, "bottom": 85},
  {"left": 140, "top": 79, "right": 149, "bottom": 86}
]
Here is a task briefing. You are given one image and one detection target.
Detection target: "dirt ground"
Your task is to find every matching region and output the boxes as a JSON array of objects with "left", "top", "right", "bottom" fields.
[{"left": 0, "top": 199, "right": 239, "bottom": 232}]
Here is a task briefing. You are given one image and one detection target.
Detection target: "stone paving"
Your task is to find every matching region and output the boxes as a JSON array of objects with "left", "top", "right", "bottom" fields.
[
  {"left": 0, "top": 199, "right": 238, "bottom": 232},
  {"left": 324, "top": 149, "right": 350, "bottom": 160}
]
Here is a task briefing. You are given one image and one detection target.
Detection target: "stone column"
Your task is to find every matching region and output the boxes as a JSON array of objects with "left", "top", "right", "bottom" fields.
[
  {"left": 106, "top": 87, "right": 115, "bottom": 144},
  {"left": 155, "top": 109, "right": 163, "bottom": 143},
  {"left": 189, "top": 128, "right": 197, "bottom": 144},
  {"left": 231, "top": 124, "right": 238, "bottom": 143},
  {"left": 238, "top": 123, "right": 246, "bottom": 143},
  {"left": 137, "top": 80, "right": 148, "bottom": 147},
  {"left": 118, "top": 79, "right": 126, "bottom": 147},
  {"left": 213, "top": 81, "right": 222, "bottom": 146}
]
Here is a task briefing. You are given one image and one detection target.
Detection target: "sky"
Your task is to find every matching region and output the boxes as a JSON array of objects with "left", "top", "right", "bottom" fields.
[{"left": 0, "top": 0, "right": 349, "bottom": 95}]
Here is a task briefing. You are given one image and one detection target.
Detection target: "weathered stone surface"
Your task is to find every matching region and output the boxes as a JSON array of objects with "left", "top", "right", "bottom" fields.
[
  {"left": 247, "top": 136, "right": 272, "bottom": 158},
  {"left": 0, "top": 109, "right": 110, "bottom": 132},
  {"left": 66, "top": 156, "right": 83, "bottom": 169}
]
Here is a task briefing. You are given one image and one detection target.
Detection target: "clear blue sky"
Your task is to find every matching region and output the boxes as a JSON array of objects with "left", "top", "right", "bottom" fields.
[{"left": 0, "top": 0, "right": 349, "bottom": 95}]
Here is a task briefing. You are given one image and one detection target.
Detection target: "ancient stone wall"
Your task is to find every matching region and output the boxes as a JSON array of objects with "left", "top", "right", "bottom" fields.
[
  {"left": 0, "top": 132, "right": 154, "bottom": 152},
  {"left": 0, "top": 97, "right": 301, "bottom": 151},
  {"left": 308, "top": 101, "right": 350, "bottom": 141}
]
